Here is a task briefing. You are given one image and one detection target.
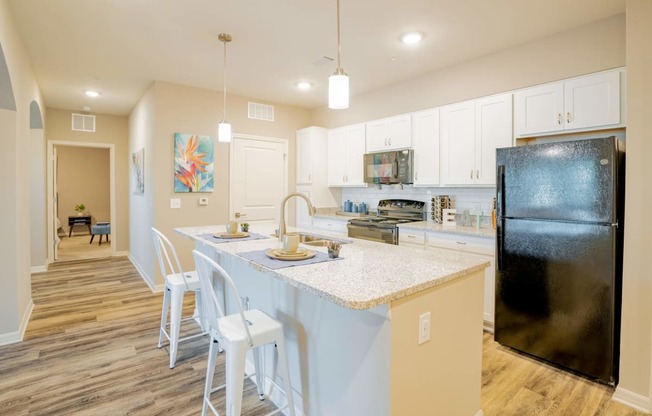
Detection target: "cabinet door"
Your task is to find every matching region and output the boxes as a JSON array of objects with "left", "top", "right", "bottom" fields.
[
  {"left": 412, "top": 108, "right": 440, "bottom": 186},
  {"left": 295, "top": 186, "right": 313, "bottom": 229},
  {"left": 564, "top": 71, "right": 620, "bottom": 131},
  {"left": 344, "top": 124, "right": 366, "bottom": 186},
  {"left": 388, "top": 114, "right": 412, "bottom": 149},
  {"left": 366, "top": 119, "right": 389, "bottom": 153},
  {"left": 327, "top": 128, "right": 346, "bottom": 186},
  {"left": 296, "top": 129, "right": 312, "bottom": 184},
  {"left": 475, "top": 94, "right": 513, "bottom": 185},
  {"left": 441, "top": 101, "right": 476, "bottom": 185},
  {"left": 514, "top": 83, "right": 564, "bottom": 137}
]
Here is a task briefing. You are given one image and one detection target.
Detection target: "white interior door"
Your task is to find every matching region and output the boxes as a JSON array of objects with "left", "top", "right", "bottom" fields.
[{"left": 231, "top": 135, "right": 288, "bottom": 223}]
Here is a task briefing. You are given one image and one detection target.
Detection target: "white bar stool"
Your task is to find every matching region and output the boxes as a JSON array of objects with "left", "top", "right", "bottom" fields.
[
  {"left": 192, "top": 250, "right": 296, "bottom": 416},
  {"left": 152, "top": 228, "right": 208, "bottom": 368}
]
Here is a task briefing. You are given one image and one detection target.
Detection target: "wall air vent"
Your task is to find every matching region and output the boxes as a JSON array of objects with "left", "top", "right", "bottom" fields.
[
  {"left": 71, "top": 113, "right": 96, "bottom": 132},
  {"left": 248, "top": 102, "right": 274, "bottom": 122}
]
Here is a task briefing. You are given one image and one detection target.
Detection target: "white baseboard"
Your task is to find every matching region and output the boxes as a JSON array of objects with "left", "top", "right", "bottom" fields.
[
  {"left": 128, "top": 255, "right": 164, "bottom": 292},
  {"left": 474, "top": 410, "right": 484, "bottom": 416},
  {"left": 613, "top": 386, "right": 651, "bottom": 413},
  {"left": 0, "top": 299, "right": 34, "bottom": 346},
  {"left": 115, "top": 250, "right": 129, "bottom": 257},
  {"left": 30, "top": 265, "right": 47, "bottom": 274},
  {"left": 244, "top": 360, "right": 305, "bottom": 416},
  {"left": 483, "top": 320, "right": 494, "bottom": 334}
]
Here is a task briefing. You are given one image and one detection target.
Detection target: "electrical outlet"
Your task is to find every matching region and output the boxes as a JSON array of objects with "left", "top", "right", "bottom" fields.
[
  {"left": 198, "top": 197, "right": 208, "bottom": 206},
  {"left": 170, "top": 198, "right": 181, "bottom": 209},
  {"left": 418, "top": 312, "right": 431, "bottom": 345}
]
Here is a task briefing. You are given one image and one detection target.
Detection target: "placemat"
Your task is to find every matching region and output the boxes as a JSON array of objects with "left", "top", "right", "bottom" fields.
[
  {"left": 236, "top": 249, "right": 343, "bottom": 270},
  {"left": 199, "top": 232, "right": 269, "bottom": 244}
]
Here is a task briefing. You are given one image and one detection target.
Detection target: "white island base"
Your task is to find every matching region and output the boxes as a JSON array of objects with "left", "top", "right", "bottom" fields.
[{"left": 191, "top": 236, "right": 485, "bottom": 416}]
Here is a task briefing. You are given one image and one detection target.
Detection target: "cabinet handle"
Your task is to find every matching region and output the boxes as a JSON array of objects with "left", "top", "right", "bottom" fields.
[
  {"left": 566, "top": 112, "right": 571, "bottom": 123},
  {"left": 456, "top": 241, "right": 467, "bottom": 245},
  {"left": 408, "top": 235, "right": 416, "bottom": 239},
  {"left": 342, "top": 175, "right": 346, "bottom": 183},
  {"left": 415, "top": 172, "right": 418, "bottom": 181},
  {"left": 384, "top": 138, "right": 388, "bottom": 146},
  {"left": 308, "top": 174, "right": 311, "bottom": 181},
  {"left": 476, "top": 170, "right": 479, "bottom": 179},
  {"left": 557, "top": 113, "right": 562, "bottom": 125},
  {"left": 345, "top": 175, "right": 348, "bottom": 182},
  {"left": 470, "top": 170, "right": 473, "bottom": 179},
  {"left": 388, "top": 138, "right": 392, "bottom": 146}
]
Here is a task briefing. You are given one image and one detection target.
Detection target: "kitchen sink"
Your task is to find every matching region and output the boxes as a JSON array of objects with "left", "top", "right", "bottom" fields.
[{"left": 270, "top": 232, "right": 350, "bottom": 246}]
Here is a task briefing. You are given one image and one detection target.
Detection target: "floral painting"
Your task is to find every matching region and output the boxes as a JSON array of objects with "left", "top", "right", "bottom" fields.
[
  {"left": 131, "top": 148, "right": 145, "bottom": 194},
  {"left": 174, "top": 133, "right": 214, "bottom": 192}
]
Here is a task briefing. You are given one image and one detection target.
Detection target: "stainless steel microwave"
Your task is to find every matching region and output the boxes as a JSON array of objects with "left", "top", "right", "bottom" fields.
[{"left": 363, "top": 150, "right": 413, "bottom": 184}]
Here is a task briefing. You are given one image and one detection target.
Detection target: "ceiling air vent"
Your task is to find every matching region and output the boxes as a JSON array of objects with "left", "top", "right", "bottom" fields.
[
  {"left": 71, "top": 113, "right": 96, "bottom": 132},
  {"left": 248, "top": 102, "right": 274, "bottom": 122}
]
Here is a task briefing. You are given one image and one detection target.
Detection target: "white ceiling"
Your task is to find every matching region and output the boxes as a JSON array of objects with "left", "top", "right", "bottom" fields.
[{"left": 7, "top": 0, "right": 625, "bottom": 116}]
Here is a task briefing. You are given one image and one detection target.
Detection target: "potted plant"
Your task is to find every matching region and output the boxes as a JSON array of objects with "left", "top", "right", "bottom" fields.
[
  {"left": 241, "top": 222, "right": 250, "bottom": 232},
  {"left": 74, "top": 203, "right": 86, "bottom": 216}
]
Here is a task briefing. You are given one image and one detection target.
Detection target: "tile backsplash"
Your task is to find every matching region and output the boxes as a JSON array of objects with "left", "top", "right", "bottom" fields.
[{"left": 341, "top": 185, "right": 495, "bottom": 222}]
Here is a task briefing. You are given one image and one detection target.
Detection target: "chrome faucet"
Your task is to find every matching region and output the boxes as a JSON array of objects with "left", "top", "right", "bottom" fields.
[{"left": 278, "top": 192, "right": 316, "bottom": 242}]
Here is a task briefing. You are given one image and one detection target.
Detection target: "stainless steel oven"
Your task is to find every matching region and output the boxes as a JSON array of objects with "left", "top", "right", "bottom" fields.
[{"left": 347, "top": 199, "right": 425, "bottom": 245}]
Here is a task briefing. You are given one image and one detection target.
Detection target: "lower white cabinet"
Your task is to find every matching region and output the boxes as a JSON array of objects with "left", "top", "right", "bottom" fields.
[
  {"left": 398, "top": 228, "right": 426, "bottom": 247},
  {"left": 311, "top": 216, "right": 349, "bottom": 236},
  {"left": 426, "top": 232, "right": 495, "bottom": 329}
]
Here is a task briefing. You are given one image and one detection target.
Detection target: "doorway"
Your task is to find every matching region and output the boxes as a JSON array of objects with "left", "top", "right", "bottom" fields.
[
  {"left": 229, "top": 134, "right": 288, "bottom": 223},
  {"left": 47, "top": 141, "right": 117, "bottom": 263}
]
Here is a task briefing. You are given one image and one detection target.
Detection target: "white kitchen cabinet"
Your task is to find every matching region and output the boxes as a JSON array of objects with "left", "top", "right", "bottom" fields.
[
  {"left": 514, "top": 70, "right": 622, "bottom": 137},
  {"left": 426, "top": 232, "right": 495, "bottom": 329},
  {"left": 294, "top": 127, "right": 340, "bottom": 218},
  {"left": 398, "top": 228, "right": 426, "bottom": 248},
  {"left": 411, "top": 108, "right": 440, "bottom": 186},
  {"left": 311, "top": 216, "right": 349, "bottom": 236},
  {"left": 366, "top": 114, "right": 412, "bottom": 152},
  {"left": 327, "top": 123, "right": 366, "bottom": 187},
  {"left": 441, "top": 94, "right": 512, "bottom": 186}
]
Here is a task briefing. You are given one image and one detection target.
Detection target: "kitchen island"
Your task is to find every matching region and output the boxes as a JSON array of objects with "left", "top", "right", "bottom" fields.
[{"left": 177, "top": 224, "right": 489, "bottom": 416}]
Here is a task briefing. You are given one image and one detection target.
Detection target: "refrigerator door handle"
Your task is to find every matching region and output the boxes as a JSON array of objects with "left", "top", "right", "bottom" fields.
[
  {"left": 496, "top": 165, "right": 505, "bottom": 217},
  {"left": 497, "top": 220, "right": 503, "bottom": 272}
]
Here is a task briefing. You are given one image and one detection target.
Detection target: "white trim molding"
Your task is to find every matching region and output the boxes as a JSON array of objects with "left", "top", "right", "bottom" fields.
[
  {"left": 0, "top": 299, "right": 34, "bottom": 346},
  {"left": 30, "top": 265, "right": 47, "bottom": 274},
  {"left": 129, "top": 255, "right": 164, "bottom": 292},
  {"left": 612, "top": 387, "right": 651, "bottom": 414}
]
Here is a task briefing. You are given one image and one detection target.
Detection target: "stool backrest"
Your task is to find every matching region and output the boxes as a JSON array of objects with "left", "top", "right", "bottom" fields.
[
  {"left": 151, "top": 227, "right": 190, "bottom": 290},
  {"left": 192, "top": 250, "right": 253, "bottom": 347}
]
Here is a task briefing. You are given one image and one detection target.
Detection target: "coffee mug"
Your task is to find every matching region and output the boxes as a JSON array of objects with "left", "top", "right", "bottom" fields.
[
  {"left": 226, "top": 221, "right": 238, "bottom": 234},
  {"left": 282, "top": 234, "right": 299, "bottom": 253}
]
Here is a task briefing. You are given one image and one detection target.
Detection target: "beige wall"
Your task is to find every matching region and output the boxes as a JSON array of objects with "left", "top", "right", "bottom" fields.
[
  {"left": 618, "top": 0, "right": 652, "bottom": 403},
  {"left": 312, "top": 14, "right": 625, "bottom": 128},
  {"left": 46, "top": 108, "right": 129, "bottom": 253},
  {"left": 129, "top": 81, "right": 311, "bottom": 287},
  {"left": 0, "top": 0, "right": 44, "bottom": 340},
  {"left": 56, "top": 146, "right": 110, "bottom": 233}
]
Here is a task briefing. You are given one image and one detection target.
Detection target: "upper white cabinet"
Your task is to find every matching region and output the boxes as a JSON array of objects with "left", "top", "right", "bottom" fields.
[
  {"left": 327, "top": 123, "right": 366, "bottom": 187},
  {"left": 366, "top": 114, "right": 412, "bottom": 152},
  {"left": 295, "top": 126, "right": 340, "bottom": 209},
  {"left": 411, "top": 108, "right": 440, "bottom": 186},
  {"left": 515, "top": 70, "right": 622, "bottom": 137},
  {"left": 441, "top": 93, "right": 512, "bottom": 186}
]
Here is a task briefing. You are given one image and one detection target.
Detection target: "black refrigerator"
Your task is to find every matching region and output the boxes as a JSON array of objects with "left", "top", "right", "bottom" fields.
[{"left": 495, "top": 136, "right": 625, "bottom": 385}]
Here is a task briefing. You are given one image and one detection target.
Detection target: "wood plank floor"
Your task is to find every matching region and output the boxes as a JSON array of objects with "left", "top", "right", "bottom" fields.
[{"left": 0, "top": 256, "right": 647, "bottom": 415}]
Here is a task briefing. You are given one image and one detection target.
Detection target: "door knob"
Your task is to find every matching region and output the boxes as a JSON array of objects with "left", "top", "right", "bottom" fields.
[{"left": 235, "top": 212, "right": 246, "bottom": 218}]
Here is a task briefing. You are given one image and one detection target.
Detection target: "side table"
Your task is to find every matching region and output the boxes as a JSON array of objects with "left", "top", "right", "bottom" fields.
[{"left": 68, "top": 215, "right": 92, "bottom": 237}]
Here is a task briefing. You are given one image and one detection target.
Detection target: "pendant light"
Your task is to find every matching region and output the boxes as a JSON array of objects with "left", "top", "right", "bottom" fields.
[
  {"left": 218, "top": 33, "right": 232, "bottom": 142},
  {"left": 328, "top": 0, "right": 349, "bottom": 109}
]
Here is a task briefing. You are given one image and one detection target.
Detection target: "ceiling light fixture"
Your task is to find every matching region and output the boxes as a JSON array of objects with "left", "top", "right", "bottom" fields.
[
  {"left": 85, "top": 90, "right": 100, "bottom": 98},
  {"left": 401, "top": 32, "right": 423, "bottom": 45},
  {"left": 328, "top": 0, "right": 349, "bottom": 109},
  {"left": 296, "top": 81, "right": 312, "bottom": 90},
  {"left": 218, "top": 33, "right": 232, "bottom": 143}
]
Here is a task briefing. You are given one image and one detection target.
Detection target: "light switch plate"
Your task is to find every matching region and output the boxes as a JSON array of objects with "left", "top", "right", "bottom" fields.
[
  {"left": 198, "top": 197, "right": 208, "bottom": 206},
  {"left": 170, "top": 198, "right": 181, "bottom": 209}
]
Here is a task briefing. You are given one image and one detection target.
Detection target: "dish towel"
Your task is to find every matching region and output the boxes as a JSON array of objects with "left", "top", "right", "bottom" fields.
[
  {"left": 236, "top": 249, "right": 343, "bottom": 270},
  {"left": 199, "top": 232, "right": 269, "bottom": 244}
]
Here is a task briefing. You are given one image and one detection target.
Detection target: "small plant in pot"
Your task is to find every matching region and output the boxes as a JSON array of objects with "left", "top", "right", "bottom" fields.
[
  {"left": 241, "top": 222, "right": 250, "bottom": 232},
  {"left": 74, "top": 203, "right": 86, "bottom": 216}
]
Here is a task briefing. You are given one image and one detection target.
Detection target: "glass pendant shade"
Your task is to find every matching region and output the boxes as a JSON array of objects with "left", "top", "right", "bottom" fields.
[
  {"left": 328, "top": 72, "right": 349, "bottom": 109},
  {"left": 218, "top": 121, "right": 232, "bottom": 143}
]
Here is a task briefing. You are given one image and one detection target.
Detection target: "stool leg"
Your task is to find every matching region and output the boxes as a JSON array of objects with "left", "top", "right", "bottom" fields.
[
  {"left": 275, "top": 337, "right": 296, "bottom": 416},
  {"left": 226, "top": 345, "right": 247, "bottom": 416},
  {"left": 169, "top": 286, "right": 185, "bottom": 368},
  {"left": 98, "top": 235, "right": 103, "bottom": 246},
  {"left": 253, "top": 345, "right": 265, "bottom": 400},
  {"left": 90, "top": 234, "right": 95, "bottom": 244},
  {"left": 203, "top": 338, "right": 220, "bottom": 416},
  {"left": 158, "top": 286, "right": 171, "bottom": 348}
]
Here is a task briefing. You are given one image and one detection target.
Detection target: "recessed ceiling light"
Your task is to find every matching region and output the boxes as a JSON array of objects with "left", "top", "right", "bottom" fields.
[
  {"left": 85, "top": 90, "right": 100, "bottom": 98},
  {"left": 296, "top": 81, "right": 312, "bottom": 90},
  {"left": 401, "top": 32, "right": 423, "bottom": 45}
]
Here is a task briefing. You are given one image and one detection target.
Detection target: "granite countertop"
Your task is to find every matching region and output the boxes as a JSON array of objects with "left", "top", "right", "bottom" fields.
[
  {"left": 399, "top": 221, "right": 496, "bottom": 238},
  {"left": 176, "top": 223, "right": 489, "bottom": 311}
]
